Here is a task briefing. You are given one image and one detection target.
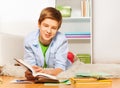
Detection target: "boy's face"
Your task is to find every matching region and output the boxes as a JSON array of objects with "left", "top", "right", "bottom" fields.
[{"left": 38, "top": 18, "right": 59, "bottom": 44}]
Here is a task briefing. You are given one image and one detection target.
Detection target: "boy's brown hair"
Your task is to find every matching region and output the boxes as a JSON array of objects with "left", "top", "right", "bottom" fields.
[{"left": 38, "top": 7, "right": 62, "bottom": 29}]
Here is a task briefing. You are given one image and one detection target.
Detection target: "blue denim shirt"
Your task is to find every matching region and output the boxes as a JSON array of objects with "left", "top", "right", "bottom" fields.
[{"left": 24, "top": 29, "right": 71, "bottom": 70}]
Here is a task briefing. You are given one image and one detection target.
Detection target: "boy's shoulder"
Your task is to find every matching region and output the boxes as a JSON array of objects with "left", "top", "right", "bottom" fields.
[
  {"left": 25, "top": 30, "right": 39, "bottom": 42},
  {"left": 27, "top": 30, "right": 39, "bottom": 37},
  {"left": 55, "top": 31, "right": 67, "bottom": 40}
]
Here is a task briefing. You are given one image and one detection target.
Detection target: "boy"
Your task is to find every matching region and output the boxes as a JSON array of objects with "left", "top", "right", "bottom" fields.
[{"left": 24, "top": 7, "right": 71, "bottom": 80}]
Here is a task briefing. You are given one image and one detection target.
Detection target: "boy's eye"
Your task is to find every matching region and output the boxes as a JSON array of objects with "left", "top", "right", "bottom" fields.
[
  {"left": 42, "top": 23, "right": 58, "bottom": 30},
  {"left": 43, "top": 24, "right": 48, "bottom": 27},
  {"left": 52, "top": 27, "right": 57, "bottom": 30}
]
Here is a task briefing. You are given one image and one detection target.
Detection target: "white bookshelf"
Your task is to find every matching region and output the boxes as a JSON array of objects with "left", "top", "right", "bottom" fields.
[{"left": 55, "top": 0, "right": 93, "bottom": 64}]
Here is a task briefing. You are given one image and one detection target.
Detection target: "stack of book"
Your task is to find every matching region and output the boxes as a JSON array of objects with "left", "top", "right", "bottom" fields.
[
  {"left": 65, "top": 32, "right": 90, "bottom": 39},
  {"left": 70, "top": 72, "right": 112, "bottom": 87}
]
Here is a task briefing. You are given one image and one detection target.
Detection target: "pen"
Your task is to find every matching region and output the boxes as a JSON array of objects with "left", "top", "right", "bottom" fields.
[
  {"left": 16, "top": 80, "right": 28, "bottom": 82},
  {"left": 14, "top": 80, "right": 33, "bottom": 84}
]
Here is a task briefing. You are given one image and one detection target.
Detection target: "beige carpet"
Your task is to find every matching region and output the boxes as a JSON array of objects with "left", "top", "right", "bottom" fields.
[
  {"left": 1, "top": 60, "right": 120, "bottom": 79},
  {"left": 57, "top": 60, "right": 120, "bottom": 79}
]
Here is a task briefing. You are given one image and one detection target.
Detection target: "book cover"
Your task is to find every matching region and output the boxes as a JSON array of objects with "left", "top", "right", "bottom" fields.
[
  {"left": 81, "top": 0, "right": 90, "bottom": 17},
  {"left": 75, "top": 72, "right": 112, "bottom": 79},
  {"left": 81, "top": 0, "right": 86, "bottom": 17}
]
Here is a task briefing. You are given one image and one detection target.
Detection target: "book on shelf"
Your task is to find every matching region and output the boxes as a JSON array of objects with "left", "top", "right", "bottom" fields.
[
  {"left": 14, "top": 58, "right": 59, "bottom": 83},
  {"left": 65, "top": 32, "right": 90, "bottom": 35},
  {"left": 65, "top": 35, "right": 90, "bottom": 38},
  {"left": 81, "top": 0, "right": 90, "bottom": 17},
  {"left": 65, "top": 32, "right": 91, "bottom": 38}
]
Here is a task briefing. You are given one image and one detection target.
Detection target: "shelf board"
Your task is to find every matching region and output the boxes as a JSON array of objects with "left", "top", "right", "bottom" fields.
[{"left": 63, "top": 17, "right": 91, "bottom": 22}]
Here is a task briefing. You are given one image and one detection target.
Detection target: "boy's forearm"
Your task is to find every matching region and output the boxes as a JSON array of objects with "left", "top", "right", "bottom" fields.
[
  {"left": 52, "top": 68, "right": 63, "bottom": 76},
  {"left": 43, "top": 68, "right": 63, "bottom": 76}
]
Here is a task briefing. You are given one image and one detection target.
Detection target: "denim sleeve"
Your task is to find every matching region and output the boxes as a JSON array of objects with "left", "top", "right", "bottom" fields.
[
  {"left": 23, "top": 39, "right": 36, "bottom": 66},
  {"left": 54, "top": 38, "right": 71, "bottom": 70}
]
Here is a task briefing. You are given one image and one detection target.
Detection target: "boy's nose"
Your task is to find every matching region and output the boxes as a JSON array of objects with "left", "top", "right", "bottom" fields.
[{"left": 47, "top": 27, "right": 52, "bottom": 33}]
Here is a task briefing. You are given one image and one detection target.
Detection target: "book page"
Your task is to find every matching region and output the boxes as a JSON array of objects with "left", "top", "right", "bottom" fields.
[
  {"left": 14, "top": 58, "right": 58, "bottom": 81},
  {"left": 14, "top": 58, "right": 35, "bottom": 73}
]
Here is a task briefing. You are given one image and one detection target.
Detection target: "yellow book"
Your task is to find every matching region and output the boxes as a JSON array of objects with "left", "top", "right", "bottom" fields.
[
  {"left": 70, "top": 77, "right": 112, "bottom": 86},
  {"left": 70, "top": 77, "right": 97, "bottom": 83}
]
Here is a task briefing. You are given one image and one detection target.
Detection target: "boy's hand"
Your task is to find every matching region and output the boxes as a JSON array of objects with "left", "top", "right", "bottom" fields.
[
  {"left": 32, "top": 65, "right": 43, "bottom": 72},
  {"left": 25, "top": 70, "right": 36, "bottom": 80}
]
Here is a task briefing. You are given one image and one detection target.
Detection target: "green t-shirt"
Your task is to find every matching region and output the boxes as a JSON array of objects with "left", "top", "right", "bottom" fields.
[{"left": 39, "top": 42, "right": 49, "bottom": 68}]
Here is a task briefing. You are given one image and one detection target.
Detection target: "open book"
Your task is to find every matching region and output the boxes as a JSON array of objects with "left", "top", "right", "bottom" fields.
[{"left": 14, "top": 58, "right": 59, "bottom": 83}]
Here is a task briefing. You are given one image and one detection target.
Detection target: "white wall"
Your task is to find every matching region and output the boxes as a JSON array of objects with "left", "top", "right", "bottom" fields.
[
  {"left": 0, "top": 33, "right": 24, "bottom": 65},
  {"left": 93, "top": 0, "right": 120, "bottom": 63},
  {"left": 0, "top": 0, "right": 55, "bottom": 36}
]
